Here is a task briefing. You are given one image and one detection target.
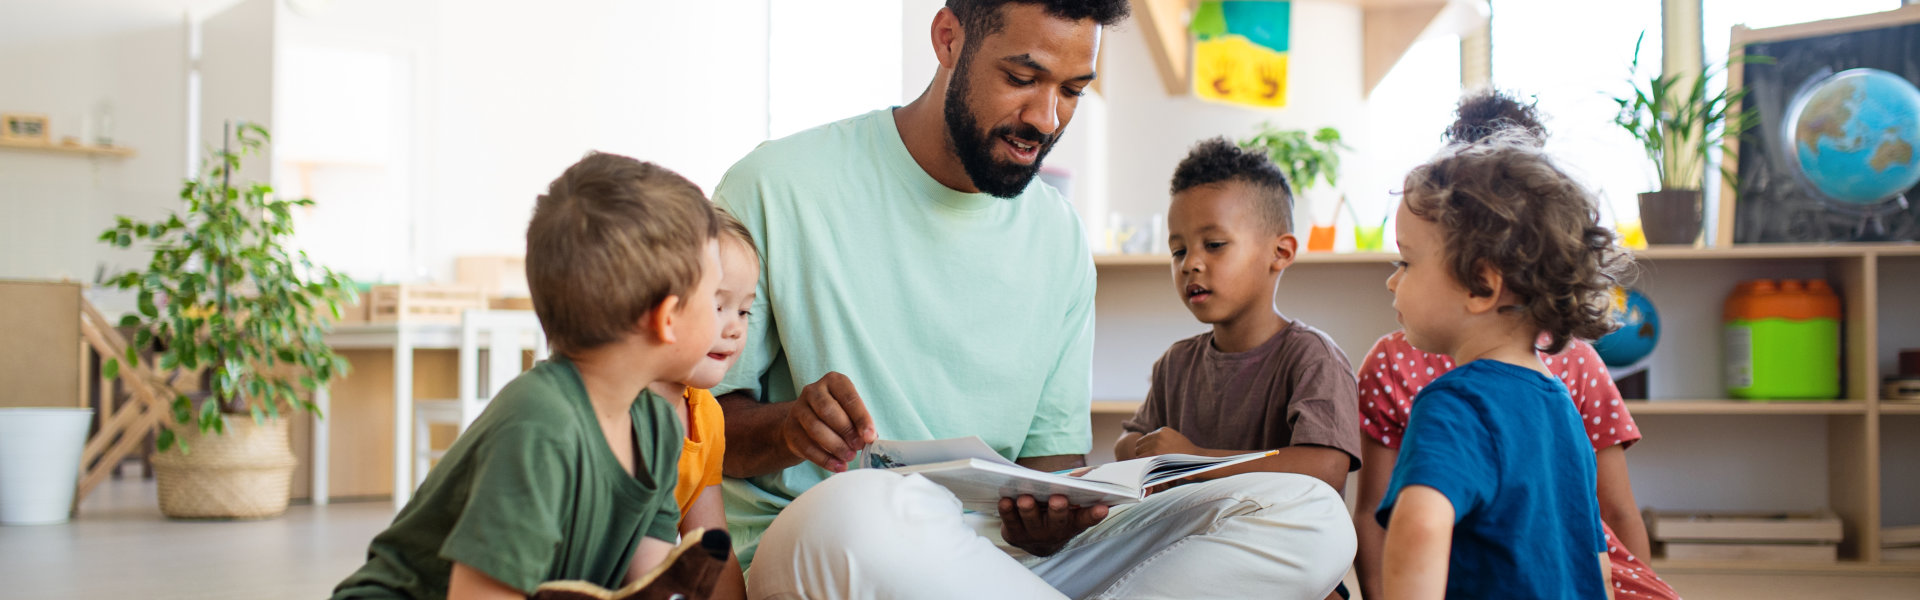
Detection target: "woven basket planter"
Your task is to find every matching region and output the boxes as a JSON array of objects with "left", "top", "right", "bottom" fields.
[{"left": 153, "top": 416, "right": 297, "bottom": 520}]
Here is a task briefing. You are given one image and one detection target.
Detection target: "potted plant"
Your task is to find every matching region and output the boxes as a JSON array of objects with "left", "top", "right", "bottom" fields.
[
  {"left": 1612, "top": 32, "right": 1766, "bottom": 245},
  {"left": 97, "top": 122, "right": 355, "bottom": 519},
  {"left": 1239, "top": 125, "right": 1349, "bottom": 251}
]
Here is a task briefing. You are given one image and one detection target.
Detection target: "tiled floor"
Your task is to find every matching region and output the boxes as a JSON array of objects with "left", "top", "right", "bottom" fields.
[{"left": 4, "top": 477, "right": 1917, "bottom": 599}]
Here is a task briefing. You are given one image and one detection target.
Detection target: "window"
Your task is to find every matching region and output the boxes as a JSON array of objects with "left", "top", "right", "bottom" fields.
[
  {"left": 1360, "top": 33, "right": 1462, "bottom": 242},
  {"left": 1491, "top": 0, "right": 1664, "bottom": 224}
]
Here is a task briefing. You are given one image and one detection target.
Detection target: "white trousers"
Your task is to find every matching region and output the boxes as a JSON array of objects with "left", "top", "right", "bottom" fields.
[{"left": 748, "top": 470, "right": 1355, "bottom": 600}]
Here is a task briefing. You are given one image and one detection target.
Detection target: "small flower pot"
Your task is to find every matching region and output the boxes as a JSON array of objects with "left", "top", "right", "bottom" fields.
[{"left": 1638, "top": 190, "right": 1703, "bottom": 245}]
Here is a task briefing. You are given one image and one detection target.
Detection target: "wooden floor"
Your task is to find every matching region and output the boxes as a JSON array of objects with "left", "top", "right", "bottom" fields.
[{"left": 4, "top": 477, "right": 1917, "bottom": 599}]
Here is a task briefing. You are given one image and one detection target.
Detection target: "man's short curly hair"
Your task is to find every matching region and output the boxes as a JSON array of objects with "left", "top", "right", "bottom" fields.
[
  {"left": 946, "top": 0, "right": 1131, "bottom": 43},
  {"left": 1171, "top": 136, "right": 1294, "bottom": 234},
  {"left": 1401, "top": 130, "right": 1631, "bottom": 354}
]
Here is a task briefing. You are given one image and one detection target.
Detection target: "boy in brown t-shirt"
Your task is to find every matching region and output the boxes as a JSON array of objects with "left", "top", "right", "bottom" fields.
[{"left": 1116, "top": 137, "right": 1362, "bottom": 495}]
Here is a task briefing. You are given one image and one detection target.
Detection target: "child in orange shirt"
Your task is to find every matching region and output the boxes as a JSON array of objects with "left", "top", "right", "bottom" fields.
[{"left": 648, "top": 209, "right": 758, "bottom": 600}]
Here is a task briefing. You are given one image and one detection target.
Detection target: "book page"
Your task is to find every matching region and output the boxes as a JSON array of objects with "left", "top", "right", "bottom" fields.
[
  {"left": 855, "top": 436, "right": 1019, "bottom": 469},
  {"left": 890, "top": 459, "right": 1139, "bottom": 511}
]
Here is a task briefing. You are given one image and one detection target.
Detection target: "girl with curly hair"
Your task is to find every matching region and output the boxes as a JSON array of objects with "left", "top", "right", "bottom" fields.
[
  {"left": 1354, "top": 91, "right": 1679, "bottom": 600},
  {"left": 1371, "top": 91, "right": 1636, "bottom": 599}
]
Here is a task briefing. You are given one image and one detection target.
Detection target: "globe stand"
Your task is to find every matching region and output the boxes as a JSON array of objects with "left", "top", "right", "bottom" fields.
[{"left": 1844, "top": 194, "right": 1912, "bottom": 241}]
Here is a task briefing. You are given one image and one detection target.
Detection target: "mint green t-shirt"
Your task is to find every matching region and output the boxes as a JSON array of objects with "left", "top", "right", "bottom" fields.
[
  {"left": 713, "top": 108, "right": 1096, "bottom": 568},
  {"left": 332, "top": 356, "right": 683, "bottom": 599}
]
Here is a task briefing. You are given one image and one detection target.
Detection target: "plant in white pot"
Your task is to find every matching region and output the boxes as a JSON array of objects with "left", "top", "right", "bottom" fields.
[
  {"left": 1239, "top": 125, "right": 1348, "bottom": 250},
  {"left": 1611, "top": 32, "right": 1766, "bottom": 245},
  {"left": 97, "top": 122, "right": 355, "bottom": 519}
]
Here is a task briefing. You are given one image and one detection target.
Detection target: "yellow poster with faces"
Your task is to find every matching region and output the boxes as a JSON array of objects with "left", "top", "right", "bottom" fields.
[
  {"left": 1193, "top": 35, "right": 1289, "bottom": 108},
  {"left": 1191, "top": 0, "right": 1291, "bottom": 109}
]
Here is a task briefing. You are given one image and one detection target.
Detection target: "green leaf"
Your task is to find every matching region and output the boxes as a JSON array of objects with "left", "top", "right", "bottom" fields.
[
  {"left": 103, "top": 358, "right": 120, "bottom": 381},
  {"left": 125, "top": 344, "right": 140, "bottom": 368},
  {"left": 157, "top": 427, "right": 176, "bottom": 452},
  {"left": 119, "top": 314, "right": 141, "bottom": 328},
  {"left": 172, "top": 393, "right": 193, "bottom": 425},
  {"left": 137, "top": 290, "right": 156, "bottom": 319}
]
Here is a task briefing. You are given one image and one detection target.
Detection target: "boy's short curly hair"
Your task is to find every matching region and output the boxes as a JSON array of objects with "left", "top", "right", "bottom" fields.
[
  {"left": 1401, "top": 130, "right": 1630, "bottom": 354},
  {"left": 526, "top": 152, "right": 717, "bottom": 355},
  {"left": 1171, "top": 136, "right": 1294, "bottom": 234}
]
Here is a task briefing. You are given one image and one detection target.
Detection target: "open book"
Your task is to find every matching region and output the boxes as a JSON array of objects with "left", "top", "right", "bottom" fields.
[
  {"left": 854, "top": 436, "right": 1274, "bottom": 512},
  {"left": 531, "top": 528, "right": 730, "bottom": 600}
]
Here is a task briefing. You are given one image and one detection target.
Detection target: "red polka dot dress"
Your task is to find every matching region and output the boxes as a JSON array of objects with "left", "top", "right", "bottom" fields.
[{"left": 1359, "top": 331, "right": 1679, "bottom": 600}]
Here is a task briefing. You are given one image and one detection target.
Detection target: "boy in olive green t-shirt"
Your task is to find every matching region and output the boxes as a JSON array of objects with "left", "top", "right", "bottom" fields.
[{"left": 333, "top": 153, "right": 723, "bottom": 599}]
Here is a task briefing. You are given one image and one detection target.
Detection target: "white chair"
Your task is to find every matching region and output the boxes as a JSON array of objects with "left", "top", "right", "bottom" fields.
[{"left": 413, "top": 309, "right": 548, "bottom": 486}]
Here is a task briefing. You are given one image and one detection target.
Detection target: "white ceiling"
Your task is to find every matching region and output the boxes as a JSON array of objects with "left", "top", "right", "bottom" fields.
[{"left": 0, "top": 0, "right": 248, "bottom": 46}]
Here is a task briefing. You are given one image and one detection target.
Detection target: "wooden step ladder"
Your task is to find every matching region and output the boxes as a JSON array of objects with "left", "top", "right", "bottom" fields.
[{"left": 72, "top": 298, "right": 182, "bottom": 505}]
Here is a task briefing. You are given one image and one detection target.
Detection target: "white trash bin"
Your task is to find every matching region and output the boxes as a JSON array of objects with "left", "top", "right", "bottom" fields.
[{"left": 0, "top": 408, "right": 95, "bottom": 525}]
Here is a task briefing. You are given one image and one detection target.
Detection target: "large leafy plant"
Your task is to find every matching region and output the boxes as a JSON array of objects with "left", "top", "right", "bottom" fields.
[
  {"left": 98, "top": 122, "right": 355, "bottom": 452},
  {"left": 1611, "top": 31, "right": 1770, "bottom": 191},
  {"left": 1240, "top": 125, "right": 1348, "bottom": 192}
]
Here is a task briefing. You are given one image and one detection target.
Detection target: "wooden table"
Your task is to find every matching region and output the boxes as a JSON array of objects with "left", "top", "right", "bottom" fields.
[{"left": 317, "top": 322, "right": 539, "bottom": 509}]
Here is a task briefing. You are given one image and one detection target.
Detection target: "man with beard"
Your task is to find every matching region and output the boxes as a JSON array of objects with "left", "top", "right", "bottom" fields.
[{"left": 711, "top": 2, "right": 1354, "bottom": 598}]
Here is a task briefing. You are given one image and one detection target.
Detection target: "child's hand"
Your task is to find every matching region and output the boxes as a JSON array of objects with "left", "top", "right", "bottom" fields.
[{"left": 1132, "top": 427, "right": 1200, "bottom": 458}]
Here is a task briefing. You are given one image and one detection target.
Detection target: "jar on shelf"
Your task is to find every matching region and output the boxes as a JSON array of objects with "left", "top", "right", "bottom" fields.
[{"left": 1724, "top": 279, "right": 1841, "bottom": 400}]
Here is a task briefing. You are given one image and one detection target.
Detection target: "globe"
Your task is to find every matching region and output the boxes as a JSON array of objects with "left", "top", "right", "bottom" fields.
[
  {"left": 1594, "top": 288, "right": 1659, "bottom": 369},
  {"left": 1785, "top": 69, "right": 1920, "bottom": 206}
]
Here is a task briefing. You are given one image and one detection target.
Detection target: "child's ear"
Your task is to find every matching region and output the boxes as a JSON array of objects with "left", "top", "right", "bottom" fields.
[
  {"left": 1465, "top": 262, "right": 1506, "bottom": 315},
  {"left": 1270, "top": 232, "right": 1298, "bottom": 273},
  {"left": 641, "top": 295, "right": 684, "bottom": 345}
]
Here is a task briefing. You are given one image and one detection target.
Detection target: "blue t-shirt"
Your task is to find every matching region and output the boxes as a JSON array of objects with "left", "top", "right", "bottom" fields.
[{"left": 1377, "top": 359, "right": 1607, "bottom": 599}]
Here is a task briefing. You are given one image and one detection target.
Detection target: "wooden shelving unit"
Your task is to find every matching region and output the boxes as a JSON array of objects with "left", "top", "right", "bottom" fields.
[
  {"left": 1091, "top": 400, "right": 1143, "bottom": 415},
  {"left": 1622, "top": 400, "right": 1870, "bottom": 415},
  {"left": 1094, "top": 242, "right": 1920, "bottom": 267},
  {"left": 0, "top": 138, "right": 136, "bottom": 158},
  {"left": 1096, "top": 399, "right": 1875, "bottom": 416},
  {"left": 1091, "top": 243, "right": 1920, "bottom": 573},
  {"left": 1649, "top": 559, "right": 1920, "bottom": 575},
  {"left": 1094, "top": 250, "right": 1399, "bottom": 267}
]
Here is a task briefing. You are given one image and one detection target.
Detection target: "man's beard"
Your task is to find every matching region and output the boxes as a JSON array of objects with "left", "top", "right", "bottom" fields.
[{"left": 943, "top": 54, "right": 1062, "bottom": 199}]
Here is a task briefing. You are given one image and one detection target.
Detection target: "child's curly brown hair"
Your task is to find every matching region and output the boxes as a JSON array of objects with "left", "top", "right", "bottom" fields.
[{"left": 1401, "top": 129, "right": 1632, "bottom": 354}]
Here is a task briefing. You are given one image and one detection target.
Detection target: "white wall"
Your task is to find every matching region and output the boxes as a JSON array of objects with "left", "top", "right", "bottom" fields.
[
  {"left": 198, "top": 0, "right": 276, "bottom": 185},
  {"left": 411, "top": 0, "right": 773, "bottom": 282},
  {"left": 0, "top": 25, "right": 188, "bottom": 283},
  {"left": 1100, "top": 0, "right": 1369, "bottom": 231}
]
